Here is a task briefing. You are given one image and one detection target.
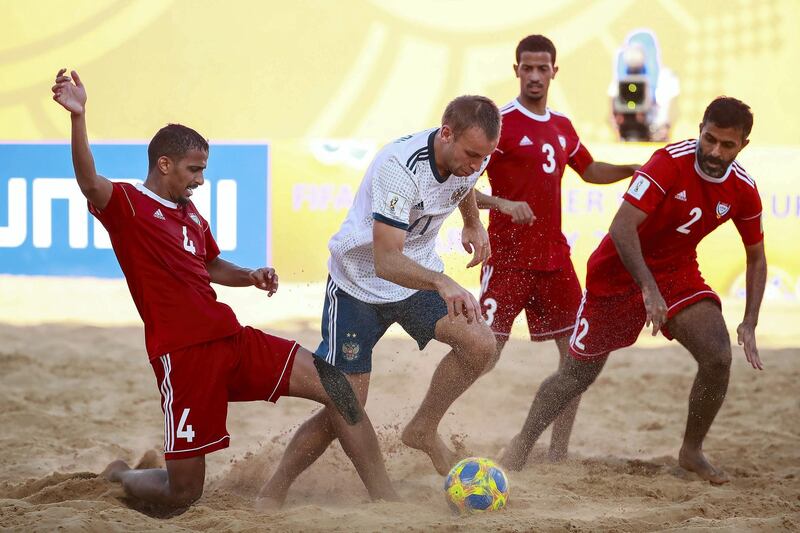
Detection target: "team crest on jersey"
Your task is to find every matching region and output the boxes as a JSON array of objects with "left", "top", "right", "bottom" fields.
[
  {"left": 558, "top": 135, "right": 566, "bottom": 149},
  {"left": 715, "top": 202, "right": 731, "bottom": 218},
  {"left": 189, "top": 213, "right": 201, "bottom": 225},
  {"left": 449, "top": 185, "right": 470, "bottom": 205}
]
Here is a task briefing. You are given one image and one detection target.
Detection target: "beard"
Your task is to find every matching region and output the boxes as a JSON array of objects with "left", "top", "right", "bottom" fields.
[{"left": 696, "top": 147, "right": 731, "bottom": 178}]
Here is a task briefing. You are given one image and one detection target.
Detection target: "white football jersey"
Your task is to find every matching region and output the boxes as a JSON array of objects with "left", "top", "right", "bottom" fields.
[{"left": 328, "top": 128, "right": 489, "bottom": 304}]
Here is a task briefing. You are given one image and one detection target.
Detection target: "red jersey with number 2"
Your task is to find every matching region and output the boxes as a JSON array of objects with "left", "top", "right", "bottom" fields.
[
  {"left": 484, "top": 100, "right": 594, "bottom": 271},
  {"left": 90, "top": 182, "right": 242, "bottom": 359},
  {"left": 586, "top": 139, "right": 764, "bottom": 297}
]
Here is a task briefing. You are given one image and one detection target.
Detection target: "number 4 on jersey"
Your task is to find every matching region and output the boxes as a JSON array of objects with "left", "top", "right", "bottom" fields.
[{"left": 177, "top": 408, "right": 195, "bottom": 442}]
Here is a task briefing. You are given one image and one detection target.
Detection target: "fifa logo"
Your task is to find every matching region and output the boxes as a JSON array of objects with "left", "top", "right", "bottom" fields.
[{"left": 389, "top": 196, "right": 398, "bottom": 212}]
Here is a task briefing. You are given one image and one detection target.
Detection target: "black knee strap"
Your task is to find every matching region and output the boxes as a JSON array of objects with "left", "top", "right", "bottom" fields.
[{"left": 313, "top": 357, "right": 363, "bottom": 425}]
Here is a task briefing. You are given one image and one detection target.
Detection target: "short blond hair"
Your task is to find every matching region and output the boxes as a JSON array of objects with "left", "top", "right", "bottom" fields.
[{"left": 442, "top": 95, "right": 501, "bottom": 140}]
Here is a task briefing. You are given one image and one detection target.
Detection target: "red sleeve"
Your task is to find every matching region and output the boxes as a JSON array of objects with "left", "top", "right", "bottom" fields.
[
  {"left": 200, "top": 213, "right": 221, "bottom": 262},
  {"left": 622, "top": 150, "right": 675, "bottom": 214},
  {"left": 568, "top": 142, "right": 593, "bottom": 176},
  {"left": 733, "top": 183, "right": 764, "bottom": 246},
  {"left": 88, "top": 182, "right": 135, "bottom": 233}
]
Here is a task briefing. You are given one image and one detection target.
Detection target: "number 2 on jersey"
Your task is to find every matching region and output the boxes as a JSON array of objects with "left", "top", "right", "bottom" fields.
[{"left": 676, "top": 207, "right": 702, "bottom": 234}]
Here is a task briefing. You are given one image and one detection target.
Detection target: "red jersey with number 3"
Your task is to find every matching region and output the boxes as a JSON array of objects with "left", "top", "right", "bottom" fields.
[
  {"left": 586, "top": 139, "right": 764, "bottom": 297},
  {"left": 90, "top": 182, "right": 242, "bottom": 359},
  {"left": 484, "top": 100, "right": 594, "bottom": 271}
]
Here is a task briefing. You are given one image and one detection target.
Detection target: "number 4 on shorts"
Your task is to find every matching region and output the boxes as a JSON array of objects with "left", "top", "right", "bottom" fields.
[{"left": 177, "top": 408, "right": 195, "bottom": 442}]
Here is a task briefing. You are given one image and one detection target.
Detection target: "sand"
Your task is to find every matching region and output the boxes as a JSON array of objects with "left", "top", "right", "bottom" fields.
[{"left": 0, "top": 320, "right": 798, "bottom": 532}]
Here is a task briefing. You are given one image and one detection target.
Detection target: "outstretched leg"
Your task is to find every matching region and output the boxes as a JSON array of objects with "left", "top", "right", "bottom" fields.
[
  {"left": 548, "top": 335, "right": 583, "bottom": 462},
  {"left": 667, "top": 300, "right": 732, "bottom": 485},
  {"left": 401, "top": 317, "right": 499, "bottom": 475},
  {"left": 501, "top": 354, "right": 606, "bottom": 471},
  {"left": 102, "top": 455, "right": 205, "bottom": 509},
  {"left": 257, "top": 350, "right": 397, "bottom": 508}
]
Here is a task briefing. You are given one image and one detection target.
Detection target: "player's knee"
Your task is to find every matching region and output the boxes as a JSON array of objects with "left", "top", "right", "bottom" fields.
[
  {"left": 467, "top": 327, "right": 499, "bottom": 372},
  {"left": 699, "top": 332, "right": 732, "bottom": 374},
  {"left": 168, "top": 478, "right": 204, "bottom": 507}
]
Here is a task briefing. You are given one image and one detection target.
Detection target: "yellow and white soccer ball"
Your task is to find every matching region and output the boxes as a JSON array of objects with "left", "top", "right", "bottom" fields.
[{"left": 444, "top": 457, "right": 509, "bottom": 515}]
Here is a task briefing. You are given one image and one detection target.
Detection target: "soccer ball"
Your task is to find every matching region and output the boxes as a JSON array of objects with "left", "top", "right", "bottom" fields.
[{"left": 444, "top": 457, "right": 509, "bottom": 515}]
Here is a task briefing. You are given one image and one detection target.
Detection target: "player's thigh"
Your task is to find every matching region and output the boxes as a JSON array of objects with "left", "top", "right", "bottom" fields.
[
  {"left": 479, "top": 266, "right": 530, "bottom": 338},
  {"left": 666, "top": 299, "right": 731, "bottom": 365},
  {"left": 526, "top": 266, "right": 582, "bottom": 342},
  {"left": 434, "top": 309, "right": 497, "bottom": 367},
  {"left": 289, "top": 347, "right": 371, "bottom": 406},
  {"left": 152, "top": 348, "right": 230, "bottom": 460},
  {"left": 228, "top": 327, "right": 300, "bottom": 404},
  {"left": 315, "top": 277, "right": 388, "bottom": 375},
  {"left": 568, "top": 291, "right": 646, "bottom": 360}
]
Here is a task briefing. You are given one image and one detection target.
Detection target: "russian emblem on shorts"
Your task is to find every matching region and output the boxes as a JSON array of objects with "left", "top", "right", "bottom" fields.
[
  {"left": 342, "top": 333, "right": 361, "bottom": 361},
  {"left": 715, "top": 202, "right": 731, "bottom": 219}
]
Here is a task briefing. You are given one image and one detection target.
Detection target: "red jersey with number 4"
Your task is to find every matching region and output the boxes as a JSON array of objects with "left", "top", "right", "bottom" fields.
[
  {"left": 90, "top": 182, "right": 242, "bottom": 360},
  {"left": 484, "top": 100, "right": 594, "bottom": 271},
  {"left": 586, "top": 139, "right": 764, "bottom": 297}
]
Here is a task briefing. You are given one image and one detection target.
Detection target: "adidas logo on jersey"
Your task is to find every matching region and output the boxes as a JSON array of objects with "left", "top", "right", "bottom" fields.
[
  {"left": 519, "top": 135, "right": 533, "bottom": 146},
  {"left": 153, "top": 209, "right": 165, "bottom": 220},
  {"left": 674, "top": 190, "right": 687, "bottom": 201}
]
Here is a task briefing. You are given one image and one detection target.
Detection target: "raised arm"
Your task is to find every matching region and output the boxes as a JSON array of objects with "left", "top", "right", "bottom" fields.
[
  {"left": 52, "top": 68, "right": 112, "bottom": 209},
  {"left": 474, "top": 189, "right": 535, "bottom": 225},
  {"left": 581, "top": 161, "right": 641, "bottom": 184},
  {"left": 736, "top": 241, "right": 767, "bottom": 370},
  {"left": 373, "top": 221, "right": 480, "bottom": 323},
  {"left": 608, "top": 201, "right": 666, "bottom": 334},
  {"left": 206, "top": 257, "right": 280, "bottom": 296}
]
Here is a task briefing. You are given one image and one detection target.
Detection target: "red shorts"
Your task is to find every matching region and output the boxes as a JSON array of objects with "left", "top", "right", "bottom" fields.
[
  {"left": 150, "top": 326, "right": 299, "bottom": 460},
  {"left": 479, "top": 264, "right": 582, "bottom": 341},
  {"left": 568, "top": 271, "right": 720, "bottom": 360}
]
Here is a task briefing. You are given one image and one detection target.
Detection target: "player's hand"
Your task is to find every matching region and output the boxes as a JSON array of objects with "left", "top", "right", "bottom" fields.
[
  {"left": 736, "top": 321, "right": 763, "bottom": 370},
  {"left": 52, "top": 68, "right": 87, "bottom": 115},
  {"left": 435, "top": 275, "right": 482, "bottom": 324},
  {"left": 499, "top": 199, "right": 535, "bottom": 225},
  {"left": 461, "top": 221, "right": 491, "bottom": 268},
  {"left": 641, "top": 284, "right": 667, "bottom": 336},
  {"left": 249, "top": 267, "right": 279, "bottom": 296}
]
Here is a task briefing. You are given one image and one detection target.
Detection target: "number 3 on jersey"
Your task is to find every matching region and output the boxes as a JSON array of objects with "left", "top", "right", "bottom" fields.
[{"left": 541, "top": 143, "right": 556, "bottom": 174}]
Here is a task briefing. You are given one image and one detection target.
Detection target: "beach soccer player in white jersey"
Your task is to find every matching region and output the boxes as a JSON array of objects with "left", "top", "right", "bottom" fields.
[{"left": 260, "top": 95, "right": 503, "bottom": 506}]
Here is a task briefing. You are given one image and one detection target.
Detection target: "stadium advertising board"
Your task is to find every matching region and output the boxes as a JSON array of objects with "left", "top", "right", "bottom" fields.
[{"left": 0, "top": 143, "right": 270, "bottom": 277}]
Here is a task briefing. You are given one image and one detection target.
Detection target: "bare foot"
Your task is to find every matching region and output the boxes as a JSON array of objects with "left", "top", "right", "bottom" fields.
[
  {"left": 401, "top": 425, "right": 458, "bottom": 476},
  {"left": 499, "top": 434, "right": 527, "bottom": 471},
  {"left": 679, "top": 448, "right": 730, "bottom": 485},
  {"left": 100, "top": 460, "right": 131, "bottom": 483}
]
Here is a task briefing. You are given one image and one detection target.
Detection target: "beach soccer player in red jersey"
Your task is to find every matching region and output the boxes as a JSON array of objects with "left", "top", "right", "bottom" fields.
[
  {"left": 52, "top": 68, "right": 398, "bottom": 509},
  {"left": 501, "top": 96, "right": 766, "bottom": 485},
  {"left": 476, "top": 34, "right": 640, "bottom": 461}
]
